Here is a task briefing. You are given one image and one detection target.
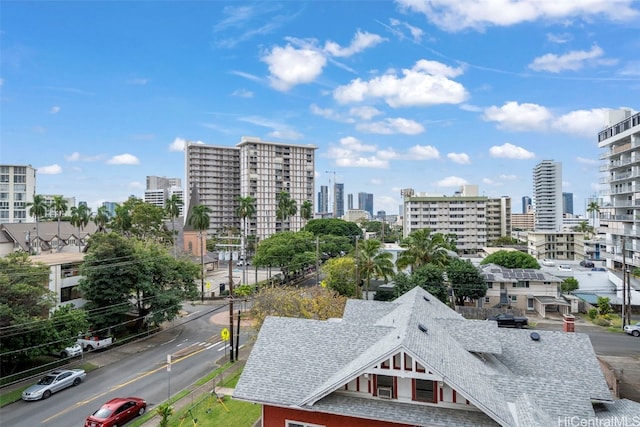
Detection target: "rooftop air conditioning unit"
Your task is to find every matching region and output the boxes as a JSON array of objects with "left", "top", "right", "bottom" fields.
[{"left": 377, "top": 386, "right": 392, "bottom": 399}]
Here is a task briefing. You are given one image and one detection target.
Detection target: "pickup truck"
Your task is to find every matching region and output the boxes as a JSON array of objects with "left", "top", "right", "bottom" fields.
[
  {"left": 487, "top": 313, "right": 529, "bottom": 328},
  {"left": 77, "top": 335, "right": 114, "bottom": 351}
]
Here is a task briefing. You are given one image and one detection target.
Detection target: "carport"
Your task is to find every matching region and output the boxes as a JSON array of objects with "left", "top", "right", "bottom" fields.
[{"left": 533, "top": 295, "right": 571, "bottom": 318}]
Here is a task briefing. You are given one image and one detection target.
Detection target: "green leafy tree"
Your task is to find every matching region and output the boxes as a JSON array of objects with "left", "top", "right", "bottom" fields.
[
  {"left": 561, "top": 277, "right": 579, "bottom": 294},
  {"left": 130, "top": 202, "right": 168, "bottom": 242},
  {"left": 188, "top": 204, "right": 211, "bottom": 302},
  {"left": 0, "top": 252, "right": 56, "bottom": 373},
  {"left": 447, "top": 259, "right": 487, "bottom": 306},
  {"left": 597, "top": 296, "right": 612, "bottom": 316},
  {"left": 276, "top": 191, "right": 297, "bottom": 231},
  {"left": 79, "top": 233, "right": 140, "bottom": 333},
  {"left": 49, "top": 304, "right": 89, "bottom": 352},
  {"left": 319, "top": 234, "right": 353, "bottom": 258},
  {"left": 165, "top": 194, "right": 183, "bottom": 256},
  {"left": 250, "top": 286, "right": 347, "bottom": 331},
  {"left": 396, "top": 228, "right": 456, "bottom": 272},
  {"left": 491, "top": 235, "right": 521, "bottom": 246},
  {"left": 111, "top": 202, "right": 133, "bottom": 236},
  {"left": 300, "top": 200, "right": 313, "bottom": 226},
  {"left": 93, "top": 206, "right": 111, "bottom": 233},
  {"left": 392, "top": 264, "right": 448, "bottom": 303},
  {"left": 480, "top": 250, "right": 540, "bottom": 269},
  {"left": 70, "top": 204, "right": 91, "bottom": 252},
  {"left": 321, "top": 256, "right": 357, "bottom": 297},
  {"left": 357, "top": 238, "right": 394, "bottom": 300},
  {"left": 303, "top": 218, "right": 362, "bottom": 239},
  {"left": 26, "top": 194, "right": 48, "bottom": 254},
  {"left": 253, "top": 231, "right": 316, "bottom": 282},
  {"left": 156, "top": 403, "right": 174, "bottom": 427},
  {"left": 51, "top": 195, "right": 69, "bottom": 249}
]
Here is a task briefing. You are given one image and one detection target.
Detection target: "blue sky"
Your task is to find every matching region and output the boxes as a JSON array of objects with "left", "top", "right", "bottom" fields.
[{"left": 1, "top": 1, "right": 639, "bottom": 216}]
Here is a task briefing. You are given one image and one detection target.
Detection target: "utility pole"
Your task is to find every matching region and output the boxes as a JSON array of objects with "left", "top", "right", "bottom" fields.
[
  {"left": 355, "top": 235, "right": 360, "bottom": 299},
  {"left": 316, "top": 236, "right": 320, "bottom": 285},
  {"left": 325, "top": 170, "right": 336, "bottom": 217},
  {"left": 622, "top": 236, "right": 627, "bottom": 329},
  {"left": 228, "top": 233, "right": 235, "bottom": 363}
]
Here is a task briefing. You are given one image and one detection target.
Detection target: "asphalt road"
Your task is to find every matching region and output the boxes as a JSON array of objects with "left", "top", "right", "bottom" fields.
[{"left": 0, "top": 303, "right": 248, "bottom": 427}]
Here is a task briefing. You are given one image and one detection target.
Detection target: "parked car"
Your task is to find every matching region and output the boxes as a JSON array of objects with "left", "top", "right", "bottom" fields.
[
  {"left": 59, "top": 343, "right": 83, "bottom": 358},
  {"left": 541, "top": 259, "right": 555, "bottom": 267},
  {"left": 591, "top": 267, "right": 607, "bottom": 272},
  {"left": 21, "top": 369, "right": 86, "bottom": 401},
  {"left": 85, "top": 397, "right": 147, "bottom": 427},
  {"left": 623, "top": 322, "right": 640, "bottom": 337},
  {"left": 557, "top": 265, "right": 572, "bottom": 271},
  {"left": 486, "top": 313, "right": 529, "bottom": 328},
  {"left": 77, "top": 334, "right": 114, "bottom": 352},
  {"left": 236, "top": 260, "right": 250, "bottom": 267},
  {"left": 579, "top": 260, "right": 595, "bottom": 268}
]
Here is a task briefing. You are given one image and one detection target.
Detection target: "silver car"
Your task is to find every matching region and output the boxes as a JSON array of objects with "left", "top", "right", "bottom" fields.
[
  {"left": 623, "top": 322, "right": 640, "bottom": 337},
  {"left": 21, "top": 369, "right": 86, "bottom": 401}
]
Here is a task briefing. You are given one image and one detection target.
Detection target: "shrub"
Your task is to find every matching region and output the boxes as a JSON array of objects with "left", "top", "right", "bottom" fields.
[
  {"left": 594, "top": 317, "right": 611, "bottom": 327},
  {"left": 587, "top": 308, "right": 598, "bottom": 319}
]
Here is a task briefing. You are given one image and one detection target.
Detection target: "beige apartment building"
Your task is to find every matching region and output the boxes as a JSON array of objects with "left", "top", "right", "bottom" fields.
[
  {"left": 401, "top": 186, "right": 511, "bottom": 255},
  {"left": 527, "top": 231, "right": 585, "bottom": 261}
]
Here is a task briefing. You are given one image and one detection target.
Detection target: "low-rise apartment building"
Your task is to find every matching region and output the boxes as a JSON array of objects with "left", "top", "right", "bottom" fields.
[{"left": 527, "top": 231, "right": 585, "bottom": 261}]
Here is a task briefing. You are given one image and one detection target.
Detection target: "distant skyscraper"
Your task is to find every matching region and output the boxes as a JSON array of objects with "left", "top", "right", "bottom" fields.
[
  {"left": 145, "top": 175, "right": 184, "bottom": 214},
  {"left": 0, "top": 164, "right": 36, "bottom": 223},
  {"left": 358, "top": 192, "right": 374, "bottom": 217},
  {"left": 522, "top": 196, "right": 532, "bottom": 214},
  {"left": 533, "top": 160, "right": 563, "bottom": 231},
  {"left": 318, "top": 185, "right": 328, "bottom": 213},
  {"left": 347, "top": 193, "right": 354, "bottom": 210},
  {"left": 102, "top": 202, "right": 118, "bottom": 218},
  {"left": 334, "top": 183, "right": 344, "bottom": 218},
  {"left": 562, "top": 192, "right": 574, "bottom": 215}
]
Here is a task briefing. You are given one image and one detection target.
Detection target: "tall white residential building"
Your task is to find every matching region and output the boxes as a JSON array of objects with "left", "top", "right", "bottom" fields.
[
  {"left": 184, "top": 137, "right": 316, "bottom": 241},
  {"left": 144, "top": 175, "right": 184, "bottom": 215},
  {"left": 599, "top": 109, "right": 640, "bottom": 268},
  {"left": 41, "top": 195, "right": 76, "bottom": 220},
  {"left": 401, "top": 187, "right": 511, "bottom": 255},
  {"left": 533, "top": 160, "right": 563, "bottom": 231},
  {"left": 0, "top": 164, "right": 36, "bottom": 223},
  {"left": 237, "top": 136, "right": 316, "bottom": 241}
]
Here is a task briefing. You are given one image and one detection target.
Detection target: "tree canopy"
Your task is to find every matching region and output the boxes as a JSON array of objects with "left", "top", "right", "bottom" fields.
[
  {"left": 321, "top": 256, "right": 357, "bottom": 297},
  {"left": 357, "top": 238, "right": 394, "bottom": 300},
  {"left": 480, "top": 250, "right": 540, "bottom": 269},
  {"left": 302, "top": 218, "right": 362, "bottom": 239},
  {"left": 447, "top": 259, "right": 487, "bottom": 306},
  {"left": 392, "top": 264, "right": 448, "bottom": 303},
  {"left": 396, "top": 228, "right": 456, "bottom": 271},
  {"left": 253, "top": 231, "right": 316, "bottom": 281}
]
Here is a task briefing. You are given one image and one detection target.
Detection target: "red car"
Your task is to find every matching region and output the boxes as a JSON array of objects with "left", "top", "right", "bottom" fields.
[{"left": 85, "top": 397, "right": 146, "bottom": 427}]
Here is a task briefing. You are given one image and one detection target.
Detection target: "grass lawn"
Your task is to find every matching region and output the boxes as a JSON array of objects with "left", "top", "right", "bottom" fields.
[{"left": 168, "top": 393, "right": 261, "bottom": 427}]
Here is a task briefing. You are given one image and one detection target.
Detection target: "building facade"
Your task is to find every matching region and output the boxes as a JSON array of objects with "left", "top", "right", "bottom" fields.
[
  {"left": 521, "top": 196, "right": 532, "bottom": 214},
  {"left": 185, "top": 137, "right": 316, "bottom": 241},
  {"left": 334, "top": 183, "right": 344, "bottom": 218},
  {"left": 358, "top": 192, "right": 374, "bottom": 217},
  {"left": 402, "top": 187, "right": 511, "bottom": 255},
  {"left": 318, "top": 185, "right": 328, "bottom": 214},
  {"left": 144, "top": 175, "right": 184, "bottom": 216},
  {"left": 533, "top": 160, "right": 563, "bottom": 231},
  {"left": 599, "top": 109, "right": 640, "bottom": 269},
  {"left": 511, "top": 212, "right": 535, "bottom": 231},
  {"left": 0, "top": 164, "right": 36, "bottom": 224},
  {"left": 562, "top": 192, "right": 574, "bottom": 215},
  {"left": 527, "top": 231, "right": 585, "bottom": 261},
  {"left": 347, "top": 193, "right": 353, "bottom": 210},
  {"left": 41, "top": 195, "right": 76, "bottom": 220}
]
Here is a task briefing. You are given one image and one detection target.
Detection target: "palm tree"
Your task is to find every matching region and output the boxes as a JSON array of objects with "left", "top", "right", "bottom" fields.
[
  {"left": 396, "top": 228, "right": 455, "bottom": 272},
  {"left": 165, "top": 194, "right": 183, "bottom": 257},
  {"left": 93, "top": 206, "right": 110, "bottom": 232},
  {"left": 236, "top": 196, "right": 256, "bottom": 284},
  {"left": 300, "top": 200, "right": 313, "bottom": 226},
  {"left": 188, "top": 204, "right": 211, "bottom": 302},
  {"left": 112, "top": 203, "right": 132, "bottom": 236},
  {"left": 587, "top": 201, "right": 600, "bottom": 230},
  {"left": 51, "top": 195, "right": 68, "bottom": 249},
  {"left": 26, "top": 194, "right": 48, "bottom": 254},
  {"left": 276, "top": 191, "right": 297, "bottom": 232},
  {"left": 357, "top": 238, "right": 394, "bottom": 300},
  {"left": 70, "top": 204, "right": 91, "bottom": 252}
]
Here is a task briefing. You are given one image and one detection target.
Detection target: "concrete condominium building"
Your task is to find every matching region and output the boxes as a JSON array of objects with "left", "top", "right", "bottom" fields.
[
  {"left": 599, "top": 109, "right": 640, "bottom": 269},
  {"left": 533, "top": 160, "right": 563, "bottom": 231},
  {"left": 0, "top": 164, "right": 36, "bottom": 224},
  {"left": 401, "top": 186, "right": 511, "bottom": 255},
  {"left": 185, "top": 137, "right": 316, "bottom": 242}
]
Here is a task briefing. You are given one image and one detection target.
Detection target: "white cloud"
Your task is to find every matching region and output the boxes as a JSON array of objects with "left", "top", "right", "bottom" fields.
[
  {"left": 395, "top": 0, "right": 639, "bottom": 32},
  {"left": 169, "top": 137, "right": 205, "bottom": 152},
  {"left": 619, "top": 61, "right": 640, "bottom": 76},
  {"left": 389, "top": 18, "right": 425, "bottom": 42},
  {"left": 349, "top": 106, "right": 382, "bottom": 120},
  {"left": 37, "top": 164, "right": 62, "bottom": 175},
  {"left": 489, "top": 143, "right": 535, "bottom": 159},
  {"left": 437, "top": 176, "right": 467, "bottom": 187},
  {"left": 333, "top": 59, "right": 467, "bottom": 107},
  {"left": 447, "top": 152, "right": 470, "bottom": 164},
  {"left": 64, "top": 151, "right": 101, "bottom": 162},
  {"left": 371, "top": 178, "right": 382, "bottom": 185},
  {"left": 268, "top": 129, "right": 303, "bottom": 140},
  {"left": 339, "top": 136, "right": 377, "bottom": 152},
  {"left": 528, "top": 45, "right": 611, "bottom": 73},
  {"left": 356, "top": 117, "right": 425, "bottom": 135},
  {"left": 324, "top": 30, "right": 385, "bottom": 57},
  {"left": 499, "top": 174, "right": 517, "bottom": 180},
  {"left": 408, "top": 145, "right": 440, "bottom": 160},
  {"left": 262, "top": 44, "right": 327, "bottom": 91},
  {"left": 552, "top": 108, "right": 609, "bottom": 138},
  {"left": 483, "top": 178, "right": 497, "bottom": 185},
  {"left": 126, "top": 78, "right": 149, "bottom": 85},
  {"left": 50, "top": 106, "right": 61, "bottom": 114},
  {"left": 128, "top": 181, "right": 144, "bottom": 189},
  {"left": 577, "top": 157, "right": 598, "bottom": 165},
  {"left": 310, "top": 104, "right": 354, "bottom": 123},
  {"left": 107, "top": 154, "right": 140, "bottom": 165},
  {"left": 546, "top": 32, "right": 572, "bottom": 44},
  {"left": 232, "top": 88, "right": 254, "bottom": 98},
  {"left": 483, "top": 101, "right": 552, "bottom": 131}
]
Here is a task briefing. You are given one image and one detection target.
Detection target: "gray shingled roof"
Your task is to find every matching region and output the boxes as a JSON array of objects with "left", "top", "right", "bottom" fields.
[{"left": 234, "top": 286, "right": 640, "bottom": 426}]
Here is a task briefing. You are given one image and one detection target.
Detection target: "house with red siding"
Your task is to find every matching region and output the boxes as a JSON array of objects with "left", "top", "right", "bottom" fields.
[{"left": 234, "top": 287, "right": 640, "bottom": 427}]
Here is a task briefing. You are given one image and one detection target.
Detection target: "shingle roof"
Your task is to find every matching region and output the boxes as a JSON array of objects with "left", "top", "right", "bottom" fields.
[{"left": 234, "top": 287, "right": 640, "bottom": 426}]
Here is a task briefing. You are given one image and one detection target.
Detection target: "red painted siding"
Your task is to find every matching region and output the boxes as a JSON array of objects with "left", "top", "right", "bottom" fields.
[{"left": 263, "top": 405, "right": 414, "bottom": 427}]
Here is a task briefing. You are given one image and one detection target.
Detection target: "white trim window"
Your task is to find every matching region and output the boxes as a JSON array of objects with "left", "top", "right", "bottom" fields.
[{"left": 286, "top": 421, "right": 325, "bottom": 427}]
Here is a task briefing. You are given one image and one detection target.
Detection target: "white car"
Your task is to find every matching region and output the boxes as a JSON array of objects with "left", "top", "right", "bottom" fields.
[
  {"left": 59, "top": 344, "right": 83, "bottom": 358},
  {"left": 541, "top": 259, "right": 555, "bottom": 267},
  {"left": 557, "top": 265, "right": 572, "bottom": 271},
  {"left": 623, "top": 322, "right": 640, "bottom": 337}
]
